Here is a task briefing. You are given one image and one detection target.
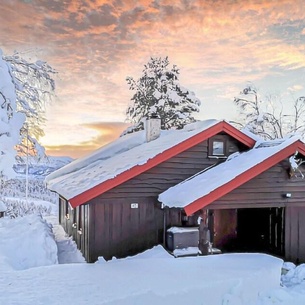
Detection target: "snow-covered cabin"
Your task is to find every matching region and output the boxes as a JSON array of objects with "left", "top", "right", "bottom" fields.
[{"left": 46, "top": 119, "right": 305, "bottom": 263}]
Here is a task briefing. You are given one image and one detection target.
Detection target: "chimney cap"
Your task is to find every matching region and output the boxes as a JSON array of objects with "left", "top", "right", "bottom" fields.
[
  {"left": 147, "top": 113, "right": 160, "bottom": 119},
  {"left": 145, "top": 115, "right": 161, "bottom": 142}
]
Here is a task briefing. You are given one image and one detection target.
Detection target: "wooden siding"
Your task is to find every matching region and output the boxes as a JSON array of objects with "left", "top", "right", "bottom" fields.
[
  {"left": 89, "top": 199, "right": 199, "bottom": 262},
  {"left": 58, "top": 198, "right": 91, "bottom": 261},
  {"left": 72, "top": 204, "right": 90, "bottom": 261},
  {"left": 285, "top": 206, "right": 305, "bottom": 263},
  {"left": 59, "top": 197, "right": 74, "bottom": 237},
  {"left": 184, "top": 141, "right": 305, "bottom": 215},
  {"left": 208, "top": 161, "right": 305, "bottom": 209},
  {"left": 89, "top": 197, "right": 163, "bottom": 261}
]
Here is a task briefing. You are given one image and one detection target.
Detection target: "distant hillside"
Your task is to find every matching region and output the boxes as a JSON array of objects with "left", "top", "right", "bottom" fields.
[
  {"left": 1, "top": 156, "right": 73, "bottom": 209},
  {"left": 13, "top": 156, "right": 73, "bottom": 178}
]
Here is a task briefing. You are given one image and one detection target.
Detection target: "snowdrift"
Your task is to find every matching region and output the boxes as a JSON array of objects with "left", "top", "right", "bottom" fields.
[
  {"left": 0, "top": 215, "right": 58, "bottom": 271},
  {"left": 2, "top": 214, "right": 305, "bottom": 304}
]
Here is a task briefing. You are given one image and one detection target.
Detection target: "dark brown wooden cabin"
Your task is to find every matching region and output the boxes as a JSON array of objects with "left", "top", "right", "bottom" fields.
[
  {"left": 55, "top": 121, "right": 254, "bottom": 262},
  {"left": 52, "top": 120, "right": 305, "bottom": 264}
]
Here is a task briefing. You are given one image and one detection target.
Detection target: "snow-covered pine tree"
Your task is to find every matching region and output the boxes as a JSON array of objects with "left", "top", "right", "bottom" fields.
[{"left": 123, "top": 57, "right": 201, "bottom": 135}]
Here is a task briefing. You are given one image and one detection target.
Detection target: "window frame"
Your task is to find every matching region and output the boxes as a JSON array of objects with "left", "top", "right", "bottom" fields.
[{"left": 208, "top": 136, "right": 228, "bottom": 158}]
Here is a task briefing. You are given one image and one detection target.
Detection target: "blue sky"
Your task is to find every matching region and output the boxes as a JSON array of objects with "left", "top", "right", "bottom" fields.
[{"left": 1, "top": 0, "right": 305, "bottom": 158}]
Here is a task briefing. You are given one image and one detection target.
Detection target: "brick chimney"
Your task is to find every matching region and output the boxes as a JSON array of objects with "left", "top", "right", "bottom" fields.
[{"left": 145, "top": 115, "right": 161, "bottom": 142}]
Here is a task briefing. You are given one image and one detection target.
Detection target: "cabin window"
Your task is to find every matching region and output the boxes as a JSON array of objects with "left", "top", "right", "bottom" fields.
[
  {"left": 208, "top": 136, "right": 227, "bottom": 157},
  {"left": 212, "top": 141, "right": 224, "bottom": 155}
]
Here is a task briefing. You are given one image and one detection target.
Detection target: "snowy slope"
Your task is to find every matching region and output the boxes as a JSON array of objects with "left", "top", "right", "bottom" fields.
[
  {"left": 1, "top": 214, "right": 305, "bottom": 304},
  {"left": 0, "top": 215, "right": 58, "bottom": 272}
]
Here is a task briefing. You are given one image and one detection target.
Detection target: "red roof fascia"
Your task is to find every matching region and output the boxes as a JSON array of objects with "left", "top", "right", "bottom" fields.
[
  {"left": 69, "top": 121, "right": 255, "bottom": 208},
  {"left": 184, "top": 140, "right": 305, "bottom": 216},
  {"left": 222, "top": 124, "right": 255, "bottom": 147}
]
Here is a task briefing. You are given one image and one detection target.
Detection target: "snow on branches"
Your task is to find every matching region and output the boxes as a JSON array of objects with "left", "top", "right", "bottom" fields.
[
  {"left": 233, "top": 84, "right": 305, "bottom": 140},
  {"left": 123, "top": 57, "right": 201, "bottom": 135},
  {"left": 0, "top": 49, "right": 56, "bottom": 179},
  {"left": 3, "top": 50, "right": 56, "bottom": 140},
  {"left": 0, "top": 51, "right": 24, "bottom": 178}
]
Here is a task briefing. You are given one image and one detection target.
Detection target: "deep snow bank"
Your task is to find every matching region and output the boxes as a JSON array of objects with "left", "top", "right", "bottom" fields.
[
  {"left": 0, "top": 216, "right": 291, "bottom": 305},
  {"left": 255, "top": 262, "right": 305, "bottom": 304},
  {"left": 0, "top": 214, "right": 58, "bottom": 271},
  {"left": 99, "top": 252, "right": 283, "bottom": 305},
  {"left": 0, "top": 249, "right": 283, "bottom": 305}
]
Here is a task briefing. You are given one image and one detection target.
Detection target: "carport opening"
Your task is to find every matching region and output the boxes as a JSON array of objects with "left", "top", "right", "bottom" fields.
[
  {"left": 211, "top": 207, "right": 285, "bottom": 257},
  {"left": 236, "top": 208, "right": 285, "bottom": 256}
]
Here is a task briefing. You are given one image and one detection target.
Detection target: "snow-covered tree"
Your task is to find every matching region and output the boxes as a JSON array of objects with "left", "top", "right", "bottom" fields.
[
  {"left": 0, "top": 49, "right": 56, "bottom": 179},
  {"left": 123, "top": 57, "right": 201, "bottom": 134},
  {"left": 233, "top": 84, "right": 305, "bottom": 140}
]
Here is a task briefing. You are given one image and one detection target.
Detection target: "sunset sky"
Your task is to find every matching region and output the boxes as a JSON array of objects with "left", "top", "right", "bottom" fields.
[{"left": 1, "top": 0, "right": 305, "bottom": 158}]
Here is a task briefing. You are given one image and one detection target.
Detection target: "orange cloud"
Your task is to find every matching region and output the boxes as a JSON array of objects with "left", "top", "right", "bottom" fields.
[
  {"left": 2, "top": 0, "right": 305, "bottom": 158},
  {"left": 45, "top": 121, "right": 130, "bottom": 158}
]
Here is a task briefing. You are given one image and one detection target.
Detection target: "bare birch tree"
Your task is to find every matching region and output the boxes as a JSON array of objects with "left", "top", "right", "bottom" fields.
[{"left": 233, "top": 84, "right": 305, "bottom": 140}]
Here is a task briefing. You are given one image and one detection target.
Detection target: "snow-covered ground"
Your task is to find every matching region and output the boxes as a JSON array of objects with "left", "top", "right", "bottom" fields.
[{"left": 1, "top": 212, "right": 305, "bottom": 304}]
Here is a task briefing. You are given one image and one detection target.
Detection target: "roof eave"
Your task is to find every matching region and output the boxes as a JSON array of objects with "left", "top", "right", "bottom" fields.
[{"left": 69, "top": 121, "right": 256, "bottom": 208}]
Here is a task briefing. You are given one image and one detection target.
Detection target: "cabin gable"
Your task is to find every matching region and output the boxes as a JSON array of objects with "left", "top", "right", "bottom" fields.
[
  {"left": 208, "top": 160, "right": 305, "bottom": 209},
  {"left": 206, "top": 161, "right": 305, "bottom": 262},
  {"left": 68, "top": 122, "right": 255, "bottom": 208},
  {"left": 183, "top": 140, "right": 305, "bottom": 215}
]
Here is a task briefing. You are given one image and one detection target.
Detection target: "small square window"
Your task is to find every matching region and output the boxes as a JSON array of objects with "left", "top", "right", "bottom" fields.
[
  {"left": 208, "top": 137, "right": 228, "bottom": 157},
  {"left": 212, "top": 141, "right": 225, "bottom": 155}
]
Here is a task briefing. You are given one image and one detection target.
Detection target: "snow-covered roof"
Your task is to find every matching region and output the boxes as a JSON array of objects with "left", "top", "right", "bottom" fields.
[
  {"left": 158, "top": 135, "right": 303, "bottom": 212},
  {"left": 46, "top": 119, "right": 227, "bottom": 201}
]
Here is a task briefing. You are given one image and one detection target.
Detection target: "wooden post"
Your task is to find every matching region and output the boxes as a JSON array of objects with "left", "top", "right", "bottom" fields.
[{"left": 199, "top": 209, "right": 210, "bottom": 255}]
